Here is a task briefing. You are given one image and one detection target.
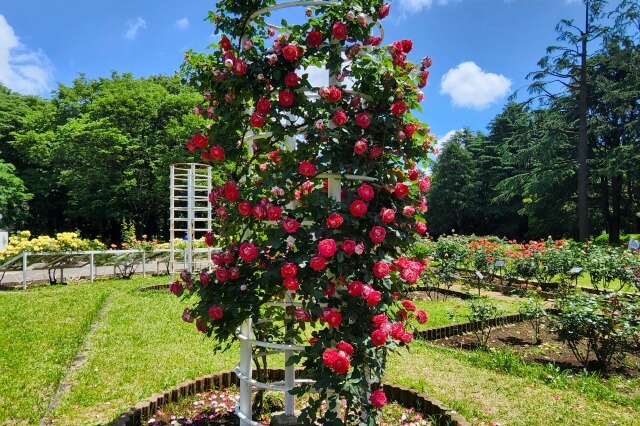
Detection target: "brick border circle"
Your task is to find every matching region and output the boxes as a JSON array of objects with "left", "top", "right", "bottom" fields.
[{"left": 113, "top": 369, "right": 469, "bottom": 426}]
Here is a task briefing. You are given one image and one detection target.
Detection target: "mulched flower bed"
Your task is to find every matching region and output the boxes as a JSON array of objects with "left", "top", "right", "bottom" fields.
[{"left": 433, "top": 319, "right": 640, "bottom": 376}]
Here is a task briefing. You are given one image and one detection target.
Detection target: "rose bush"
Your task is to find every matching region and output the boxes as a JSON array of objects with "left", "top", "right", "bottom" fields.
[{"left": 177, "top": 1, "right": 434, "bottom": 424}]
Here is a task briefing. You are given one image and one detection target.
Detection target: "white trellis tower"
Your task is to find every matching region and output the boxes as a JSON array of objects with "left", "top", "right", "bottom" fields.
[{"left": 169, "top": 163, "right": 213, "bottom": 281}]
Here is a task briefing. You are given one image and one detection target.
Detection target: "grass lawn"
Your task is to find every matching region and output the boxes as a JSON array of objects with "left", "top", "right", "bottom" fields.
[
  {"left": 1, "top": 275, "right": 638, "bottom": 425},
  {"left": 414, "top": 297, "right": 520, "bottom": 329}
]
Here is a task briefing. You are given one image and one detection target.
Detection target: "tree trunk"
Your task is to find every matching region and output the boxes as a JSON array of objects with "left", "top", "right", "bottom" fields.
[{"left": 610, "top": 173, "right": 623, "bottom": 244}]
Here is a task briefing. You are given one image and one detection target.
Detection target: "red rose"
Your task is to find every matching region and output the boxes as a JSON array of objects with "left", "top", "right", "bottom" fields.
[
  {"left": 256, "top": 98, "right": 271, "bottom": 115},
  {"left": 266, "top": 205, "right": 282, "bottom": 221},
  {"left": 208, "top": 305, "right": 224, "bottom": 320},
  {"left": 199, "top": 271, "right": 210, "bottom": 286},
  {"left": 299, "top": 160, "right": 316, "bottom": 176},
  {"left": 390, "top": 101, "right": 408, "bottom": 116},
  {"left": 278, "top": 90, "right": 294, "bottom": 107},
  {"left": 336, "top": 341, "right": 354, "bottom": 356},
  {"left": 354, "top": 138, "right": 368, "bottom": 155},
  {"left": 349, "top": 200, "right": 368, "bottom": 217},
  {"left": 400, "top": 267, "right": 419, "bottom": 284},
  {"left": 332, "top": 22, "right": 347, "bottom": 40},
  {"left": 405, "top": 123, "right": 417, "bottom": 138},
  {"left": 366, "top": 290, "right": 382, "bottom": 306},
  {"left": 418, "top": 70, "right": 430, "bottom": 88},
  {"left": 327, "top": 213, "right": 344, "bottom": 228},
  {"left": 318, "top": 239, "right": 337, "bottom": 257},
  {"left": 224, "top": 182, "right": 239, "bottom": 201},
  {"left": 371, "top": 329, "right": 387, "bottom": 347},
  {"left": 283, "top": 277, "right": 299, "bottom": 291},
  {"left": 306, "top": 29, "right": 323, "bottom": 48},
  {"left": 170, "top": 280, "right": 183, "bottom": 296},
  {"left": 369, "top": 226, "right": 386, "bottom": 244},
  {"left": 233, "top": 60, "right": 247, "bottom": 75},
  {"left": 186, "top": 140, "right": 196, "bottom": 153},
  {"left": 238, "top": 242, "right": 259, "bottom": 262},
  {"left": 373, "top": 261, "right": 389, "bottom": 278},
  {"left": 391, "top": 323, "right": 406, "bottom": 340},
  {"left": 415, "top": 221, "right": 427, "bottom": 235},
  {"left": 401, "top": 39, "right": 413, "bottom": 53},
  {"left": 378, "top": 4, "right": 391, "bottom": 19},
  {"left": 342, "top": 239, "right": 356, "bottom": 254},
  {"left": 284, "top": 72, "right": 300, "bottom": 87},
  {"left": 210, "top": 145, "right": 225, "bottom": 161},
  {"left": 229, "top": 267, "right": 240, "bottom": 280},
  {"left": 380, "top": 207, "right": 395, "bottom": 224},
  {"left": 348, "top": 280, "right": 363, "bottom": 296},
  {"left": 310, "top": 255, "right": 327, "bottom": 271},
  {"left": 415, "top": 309, "right": 428, "bottom": 324},
  {"left": 369, "top": 146, "right": 383, "bottom": 159},
  {"left": 372, "top": 313, "right": 388, "bottom": 329},
  {"left": 394, "top": 182, "right": 410, "bottom": 198},
  {"left": 220, "top": 36, "right": 231, "bottom": 51},
  {"left": 237, "top": 201, "right": 252, "bottom": 216},
  {"left": 332, "top": 110, "right": 347, "bottom": 126},
  {"left": 408, "top": 169, "right": 419, "bottom": 180},
  {"left": 192, "top": 133, "right": 209, "bottom": 148},
  {"left": 401, "top": 300, "right": 417, "bottom": 311},
  {"left": 252, "top": 205, "right": 266, "bottom": 219},
  {"left": 357, "top": 183, "right": 375, "bottom": 201},
  {"left": 322, "top": 348, "right": 338, "bottom": 367},
  {"left": 322, "top": 86, "right": 342, "bottom": 102},
  {"left": 282, "top": 44, "right": 299, "bottom": 61},
  {"left": 280, "top": 262, "right": 298, "bottom": 278},
  {"left": 369, "top": 389, "right": 387, "bottom": 408},
  {"left": 221, "top": 251, "right": 234, "bottom": 264},
  {"left": 327, "top": 310, "right": 342, "bottom": 327},
  {"left": 282, "top": 217, "right": 300, "bottom": 233},
  {"left": 250, "top": 112, "right": 265, "bottom": 128},
  {"left": 355, "top": 112, "right": 371, "bottom": 128},
  {"left": 215, "top": 268, "right": 229, "bottom": 282},
  {"left": 419, "top": 176, "right": 431, "bottom": 192},
  {"left": 332, "top": 354, "right": 350, "bottom": 374},
  {"left": 204, "top": 232, "right": 214, "bottom": 247}
]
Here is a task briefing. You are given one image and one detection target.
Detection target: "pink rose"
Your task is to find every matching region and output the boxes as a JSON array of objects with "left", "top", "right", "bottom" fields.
[
  {"left": 332, "top": 22, "right": 347, "bottom": 40},
  {"left": 284, "top": 72, "right": 300, "bottom": 87},
  {"left": 208, "top": 305, "right": 224, "bottom": 320},
  {"left": 400, "top": 267, "right": 419, "bottom": 284},
  {"left": 282, "top": 44, "right": 299, "bottom": 61},
  {"left": 256, "top": 98, "right": 271, "bottom": 115},
  {"left": 327, "top": 213, "right": 344, "bottom": 228},
  {"left": 252, "top": 205, "right": 266, "bottom": 220},
  {"left": 282, "top": 217, "right": 300, "bottom": 233},
  {"left": 278, "top": 90, "right": 294, "bottom": 107},
  {"left": 369, "top": 226, "right": 386, "bottom": 243},
  {"left": 318, "top": 239, "right": 337, "bottom": 257},
  {"left": 405, "top": 123, "right": 417, "bottom": 138},
  {"left": 299, "top": 160, "right": 316, "bottom": 176},
  {"left": 354, "top": 138, "right": 368, "bottom": 155},
  {"left": 357, "top": 183, "right": 375, "bottom": 201},
  {"left": 280, "top": 262, "right": 298, "bottom": 278},
  {"left": 373, "top": 261, "right": 389, "bottom": 278},
  {"left": 210, "top": 145, "right": 225, "bottom": 161},
  {"left": 355, "top": 112, "right": 371, "bottom": 129},
  {"left": 354, "top": 241, "right": 365, "bottom": 255},
  {"left": 380, "top": 208, "right": 395, "bottom": 224},
  {"left": 403, "top": 206, "right": 416, "bottom": 217},
  {"left": 310, "top": 255, "right": 327, "bottom": 271},
  {"left": 415, "top": 309, "right": 428, "bottom": 324},
  {"left": 415, "top": 221, "right": 428, "bottom": 235},
  {"left": 238, "top": 242, "right": 259, "bottom": 262},
  {"left": 419, "top": 176, "right": 431, "bottom": 192},
  {"left": 349, "top": 200, "right": 368, "bottom": 217},
  {"left": 342, "top": 239, "right": 356, "bottom": 255},
  {"left": 372, "top": 313, "right": 389, "bottom": 329},
  {"left": 332, "top": 110, "right": 347, "bottom": 126},
  {"left": 394, "top": 182, "right": 410, "bottom": 198},
  {"left": 237, "top": 201, "right": 252, "bottom": 217},
  {"left": 306, "top": 29, "right": 323, "bottom": 48},
  {"left": 371, "top": 329, "right": 387, "bottom": 347}
]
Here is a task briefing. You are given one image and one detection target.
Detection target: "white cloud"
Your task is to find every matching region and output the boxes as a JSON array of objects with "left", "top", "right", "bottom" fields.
[
  {"left": 434, "top": 129, "right": 461, "bottom": 155},
  {"left": 0, "top": 15, "right": 53, "bottom": 95},
  {"left": 175, "top": 18, "right": 189, "bottom": 30},
  {"left": 440, "top": 61, "right": 511, "bottom": 110},
  {"left": 124, "top": 17, "right": 147, "bottom": 40},
  {"left": 397, "top": 0, "right": 434, "bottom": 13}
]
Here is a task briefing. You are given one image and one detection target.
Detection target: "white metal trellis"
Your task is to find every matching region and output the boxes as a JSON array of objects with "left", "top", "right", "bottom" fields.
[{"left": 169, "top": 163, "right": 213, "bottom": 282}]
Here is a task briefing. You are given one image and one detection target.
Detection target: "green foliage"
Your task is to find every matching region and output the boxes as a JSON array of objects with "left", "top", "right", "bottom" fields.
[
  {"left": 518, "top": 293, "right": 547, "bottom": 344},
  {"left": 463, "top": 297, "right": 501, "bottom": 349},
  {"left": 554, "top": 293, "right": 636, "bottom": 371}
]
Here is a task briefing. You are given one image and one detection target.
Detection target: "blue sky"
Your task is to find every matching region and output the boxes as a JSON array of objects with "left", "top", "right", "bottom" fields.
[{"left": 0, "top": 0, "right": 588, "bottom": 145}]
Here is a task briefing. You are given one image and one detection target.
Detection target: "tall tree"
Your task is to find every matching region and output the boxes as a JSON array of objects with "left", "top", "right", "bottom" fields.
[
  {"left": 0, "top": 160, "right": 31, "bottom": 230},
  {"left": 528, "top": 0, "right": 608, "bottom": 241}
]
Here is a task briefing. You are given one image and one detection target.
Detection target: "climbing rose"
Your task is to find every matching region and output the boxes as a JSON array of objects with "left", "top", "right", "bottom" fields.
[
  {"left": 332, "top": 354, "right": 350, "bottom": 374},
  {"left": 283, "top": 277, "right": 299, "bottom": 291},
  {"left": 321, "top": 86, "right": 342, "bottom": 102},
  {"left": 322, "top": 348, "right": 339, "bottom": 367},
  {"left": 394, "top": 182, "right": 410, "bottom": 198},
  {"left": 355, "top": 112, "right": 371, "bottom": 128},
  {"left": 282, "top": 44, "right": 299, "bottom": 61},
  {"left": 204, "top": 232, "right": 214, "bottom": 247},
  {"left": 403, "top": 206, "right": 416, "bottom": 217},
  {"left": 401, "top": 300, "right": 417, "bottom": 311},
  {"left": 378, "top": 4, "right": 391, "bottom": 19},
  {"left": 415, "top": 221, "right": 428, "bottom": 235},
  {"left": 332, "top": 110, "right": 347, "bottom": 126},
  {"left": 266, "top": 205, "right": 282, "bottom": 221},
  {"left": 210, "top": 145, "right": 225, "bottom": 161},
  {"left": 348, "top": 280, "right": 363, "bottom": 296},
  {"left": 299, "top": 161, "right": 316, "bottom": 176},
  {"left": 415, "top": 310, "right": 428, "bottom": 324},
  {"left": 327, "top": 213, "right": 344, "bottom": 228},
  {"left": 350, "top": 200, "right": 367, "bottom": 217},
  {"left": 369, "top": 389, "right": 387, "bottom": 408},
  {"left": 326, "top": 310, "right": 342, "bottom": 327},
  {"left": 371, "top": 329, "right": 387, "bottom": 346},
  {"left": 192, "top": 133, "right": 209, "bottom": 148},
  {"left": 405, "top": 123, "right": 417, "bottom": 138},
  {"left": 208, "top": 305, "right": 224, "bottom": 320},
  {"left": 282, "top": 218, "right": 301, "bottom": 233},
  {"left": 318, "top": 239, "right": 338, "bottom": 257},
  {"left": 229, "top": 267, "right": 240, "bottom": 280},
  {"left": 278, "top": 90, "right": 294, "bottom": 107},
  {"left": 306, "top": 29, "right": 323, "bottom": 48},
  {"left": 369, "top": 146, "right": 383, "bottom": 158},
  {"left": 366, "top": 290, "right": 382, "bottom": 306},
  {"left": 369, "top": 226, "right": 386, "bottom": 243},
  {"left": 310, "top": 255, "right": 327, "bottom": 271},
  {"left": 284, "top": 72, "right": 300, "bottom": 87},
  {"left": 419, "top": 176, "right": 431, "bottom": 192},
  {"left": 256, "top": 98, "right": 271, "bottom": 115},
  {"left": 237, "top": 201, "right": 252, "bottom": 217},
  {"left": 342, "top": 239, "right": 356, "bottom": 255},
  {"left": 250, "top": 112, "right": 264, "bottom": 128},
  {"left": 281, "top": 262, "right": 298, "bottom": 278},
  {"left": 390, "top": 101, "right": 408, "bottom": 116},
  {"left": 224, "top": 182, "right": 239, "bottom": 201},
  {"left": 373, "top": 261, "right": 389, "bottom": 278},
  {"left": 354, "top": 138, "right": 368, "bottom": 155},
  {"left": 219, "top": 36, "right": 231, "bottom": 51},
  {"left": 252, "top": 205, "right": 266, "bottom": 219},
  {"left": 408, "top": 169, "right": 419, "bottom": 181},
  {"left": 358, "top": 183, "right": 375, "bottom": 201},
  {"left": 199, "top": 271, "right": 210, "bottom": 286},
  {"left": 170, "top": 281, "right": 183, "bottom": 296},
  {"left": 332, "top": 22, "right": 347, "bottom": 40},
  {"left": 216, "top": 268, "right": 229, "bottom": 282},
  {"left": 238, "top": 242, "right": 259, "bottom": 262},
  {"left": 380, "top": 208, "right": 395, "bottom": 224}
]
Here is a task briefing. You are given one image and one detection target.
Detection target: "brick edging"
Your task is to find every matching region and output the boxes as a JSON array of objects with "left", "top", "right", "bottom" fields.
[
  {"left": 138, "top": 283, "right": 171, "bottom": 291},
  {"left": 113, "top": 368, "right": 469, "bottom": 426},
  {"left": 416, "top": 313, "right": 525, "bottom": 341}
]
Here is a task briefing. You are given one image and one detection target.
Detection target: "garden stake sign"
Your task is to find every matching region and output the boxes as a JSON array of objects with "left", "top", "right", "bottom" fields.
[{"left": 175, "top": 1, "right": 434, "bottom": 424}]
